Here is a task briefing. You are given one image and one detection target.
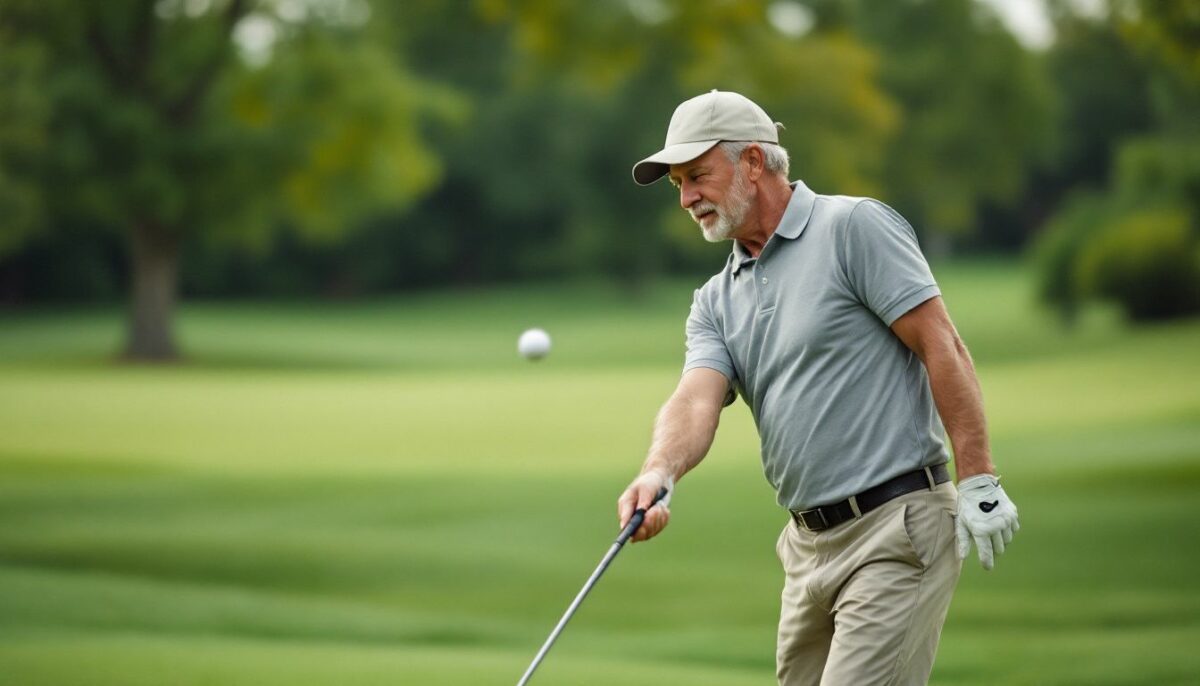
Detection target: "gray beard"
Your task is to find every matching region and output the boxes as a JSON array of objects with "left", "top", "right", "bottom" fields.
[{"left": 698, "top": 167, "right": 753, "bottom": 243}]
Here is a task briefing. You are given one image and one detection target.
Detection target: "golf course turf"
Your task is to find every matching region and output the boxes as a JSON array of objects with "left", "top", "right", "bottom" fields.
[{"left": 1, "top": 259, "right": 1198, "bottom": 684}]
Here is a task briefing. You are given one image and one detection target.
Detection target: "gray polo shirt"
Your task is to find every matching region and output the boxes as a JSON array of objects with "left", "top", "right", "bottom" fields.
[{"left": 684, "top": 181, "right": 949, "bottom": 510}]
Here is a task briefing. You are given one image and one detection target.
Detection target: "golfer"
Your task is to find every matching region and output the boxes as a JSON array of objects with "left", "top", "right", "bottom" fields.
[{"left": 618, "top": 90, "right": 1019, "bottom": 685}]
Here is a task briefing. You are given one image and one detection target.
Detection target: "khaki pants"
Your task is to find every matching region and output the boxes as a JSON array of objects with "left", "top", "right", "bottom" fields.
[{"left": 775, "top": 482, "right": 961, "bottom": 686}]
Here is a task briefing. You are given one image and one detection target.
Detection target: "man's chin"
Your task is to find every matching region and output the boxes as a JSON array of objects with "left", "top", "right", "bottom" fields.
[{"left": 701, "top": 224, "right": 733, "bottom": 243}]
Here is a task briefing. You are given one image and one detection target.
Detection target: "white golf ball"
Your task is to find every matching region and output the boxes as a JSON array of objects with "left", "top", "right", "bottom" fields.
[{"left": 518, "top": 328, "right": 552, "bottom": 360}]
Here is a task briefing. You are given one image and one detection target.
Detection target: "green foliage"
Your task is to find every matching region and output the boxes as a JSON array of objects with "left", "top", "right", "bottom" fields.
[
  {"left": 377, "top": 0, "right": 897, "bottom": 287},
  {"left": 4, "top": 0, "right": 1199, "bottom": 304},
  {"left": 1105, "top": 0, "right": 1200, "bottom": 154},
  {"left": 0, "top": 0, "right": 461, "bottom": 354},
  {"left": 215, "top": 34, "right": 462, "bottom": 248},
  {"left": 0, "top": 0, "right": 456, "bottom": 250},
  {"left": 1044, "top": 10, "right": 1155, "bottom": 189},
  {"left": 1112, "top": 134, "right": 1200, "bottom": 211},
  {"left": 1031, "top": 191, "right": 1114, "bottom": 322},
  {"left": 1074, "top": 207, "right": 1200, "bottom": 321},
  {"left": 844, "top": 0, "right": 1057, "bottom": 239},
  {"left": 1115, "top": 0, "right": 1200, "bottom": 87},
  {"left": 1034, "top": 134, "right": 1200, "bottom": 322},
  {"left": 0, "top": 27, "right": 49, "bottom": 254},
  {"left": 1031, "top": 3, "right": 1200, "bottom": 325}
]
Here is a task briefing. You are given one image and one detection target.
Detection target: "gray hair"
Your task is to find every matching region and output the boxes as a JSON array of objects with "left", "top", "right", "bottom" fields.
[{"left": 719, "top": 140, "right": 790, "bottom": 178}]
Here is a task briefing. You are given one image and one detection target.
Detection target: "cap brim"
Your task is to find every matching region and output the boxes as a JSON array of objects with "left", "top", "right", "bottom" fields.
[{"left": 631, "top": 140, "right": 721, "bottom": 186}]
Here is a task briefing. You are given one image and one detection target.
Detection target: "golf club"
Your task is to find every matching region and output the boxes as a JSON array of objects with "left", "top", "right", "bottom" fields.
[{"left": 516, "top": 486, "right": 669, "bottom": 686}]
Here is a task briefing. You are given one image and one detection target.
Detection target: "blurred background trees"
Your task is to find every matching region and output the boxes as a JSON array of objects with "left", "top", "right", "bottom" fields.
[
  {"left": 2, "top": 0, "right": 1198, "bottom": 357},
  {"left": 1033, "top": 0, "right": 1200, "bottom": 322},
  {"left": 0, "top": 0, "right": 457, "bottom": 357}
]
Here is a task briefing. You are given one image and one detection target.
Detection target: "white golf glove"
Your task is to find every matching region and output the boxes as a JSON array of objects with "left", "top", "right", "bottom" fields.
[{"left": 955, "top": 474, "right": 1019, "bottom": 571}]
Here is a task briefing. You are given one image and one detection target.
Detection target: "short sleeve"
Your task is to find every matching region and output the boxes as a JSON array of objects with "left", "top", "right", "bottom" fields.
[
  {"left": 683, "top": 288, "right": 738, "bottom": 406},
  {"left": 840, "top": 200, "right": 941, "bottom": 326}
]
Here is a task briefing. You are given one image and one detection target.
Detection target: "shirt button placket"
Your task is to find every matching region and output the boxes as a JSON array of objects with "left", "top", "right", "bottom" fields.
[{"left": 757, "top": 263, "right": 770, "bottom": 310}]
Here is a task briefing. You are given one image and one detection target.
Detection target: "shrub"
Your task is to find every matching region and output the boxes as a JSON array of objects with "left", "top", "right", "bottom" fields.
[
  {"left": 1033, "top": 133, "right": 1200, "bottom": 324},
  {"left": 1031, "top": 191, "right": 1113, "bottom": 323},
  {"left": 1074, "top": 207, "right": 1200, "bottom": 321}
]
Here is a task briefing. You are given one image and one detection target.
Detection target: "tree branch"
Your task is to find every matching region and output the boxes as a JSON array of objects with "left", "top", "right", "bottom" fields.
[
  {"left": 165, "top": 0, "right": 249, "bottom": 126},
  {"left": 85, "top": 12, "right": 129, "bottom": 92},
  {"left": 85, "top": 2, "right": 159, "bottom": 100},
  {"left": 129, "top": 0, "right": 159, "bottom": 84}
]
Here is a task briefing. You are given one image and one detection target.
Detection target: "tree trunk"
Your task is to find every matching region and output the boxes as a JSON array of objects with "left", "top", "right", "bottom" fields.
[{"left": 123, "top": 220, "right": 181, "bottom": 361}]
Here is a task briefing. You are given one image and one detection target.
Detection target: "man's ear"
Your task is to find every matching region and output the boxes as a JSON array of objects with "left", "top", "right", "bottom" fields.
[{"left": 745, "top": 144, "right": 766, "bottom": 182}]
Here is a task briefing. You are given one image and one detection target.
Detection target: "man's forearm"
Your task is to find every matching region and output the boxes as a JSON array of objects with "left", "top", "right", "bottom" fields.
[
  {"left": 641, "top": 388, "right": 722, "bottom": 481},
  {"left": 924, "top": 336, "right": 995, "bottom": 480}
]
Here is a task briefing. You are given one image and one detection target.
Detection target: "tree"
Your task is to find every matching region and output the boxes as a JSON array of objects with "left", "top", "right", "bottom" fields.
[
  {"left": 1032, "top": 1, "right": 1200, "bottom": 323},
  {"left": 378, "top": 0, "right": 897, "bottom": 287},
  {"left": 1044, "top": 9, "right": 1155, "bottom": 190},
  {"left": 0, "top": 0, "right": 457, "bottom": 359},
  {"left": 828, "top": 0, "right": 1057, "bottom": 247}
]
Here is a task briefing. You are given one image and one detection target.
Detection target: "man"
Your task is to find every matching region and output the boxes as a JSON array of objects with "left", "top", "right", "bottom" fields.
[{"left": 617, "top": 90, "right": 1019, "bottom": 685}]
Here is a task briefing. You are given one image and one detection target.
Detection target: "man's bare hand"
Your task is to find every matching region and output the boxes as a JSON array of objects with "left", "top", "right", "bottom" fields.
[{"left": 617, "top": 470, "right": 673, "bottom": 543}]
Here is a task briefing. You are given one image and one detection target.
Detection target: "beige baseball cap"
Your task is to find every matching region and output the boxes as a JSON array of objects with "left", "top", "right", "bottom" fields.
[{"left": 632, "top": 90, "right": 779, "bottom": 185}]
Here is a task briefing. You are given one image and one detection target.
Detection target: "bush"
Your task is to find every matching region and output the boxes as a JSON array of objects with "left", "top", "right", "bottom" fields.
[
  {"left": 1033, "top": 133, "right": 1200, "bottom": 324},
  {"left": 1031, "top": 191, "right": 1113, "bottom": 323},
  {"left": 1074, "top": 207, "right": 1200, "bottom": 321}
]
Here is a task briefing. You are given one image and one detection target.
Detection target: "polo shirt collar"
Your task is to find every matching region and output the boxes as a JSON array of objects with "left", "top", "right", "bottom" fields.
[{"left": 731, "top": 180, "right": 816, "bottom": 275}]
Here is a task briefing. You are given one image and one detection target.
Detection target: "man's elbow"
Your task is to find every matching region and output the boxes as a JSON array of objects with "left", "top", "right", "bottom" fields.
[{"left": 921, "top": 330, "right": 975, "bottom": 376}]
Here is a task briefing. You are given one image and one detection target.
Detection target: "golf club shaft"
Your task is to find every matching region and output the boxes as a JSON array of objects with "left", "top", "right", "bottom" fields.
[
  {"left": 516, "top": 486, "right": 668, "bottom": 686},
  {"left": 515, "top": 540, "right": 622, "bottom": 686}
]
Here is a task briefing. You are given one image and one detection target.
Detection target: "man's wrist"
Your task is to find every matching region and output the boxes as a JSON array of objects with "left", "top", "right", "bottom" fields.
[
  {"left": 641, "top": 465, "right": 675, "bottom": 483},
  {"left": 953, "top": 461, "right": 995, "bottom": 483},
  {"left": 958, "top": 473, "right": 1000, "bottom": 490}
]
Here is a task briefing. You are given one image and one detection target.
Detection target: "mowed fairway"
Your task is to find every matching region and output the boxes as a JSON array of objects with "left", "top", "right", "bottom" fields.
[{"left": 2, "top": 260, "right": 1199, "bottom": 685}]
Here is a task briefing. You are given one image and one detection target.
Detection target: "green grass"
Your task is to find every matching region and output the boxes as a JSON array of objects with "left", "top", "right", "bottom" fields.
[{"left": 1, "top": 260, "right": 1199, "bottom": 684}]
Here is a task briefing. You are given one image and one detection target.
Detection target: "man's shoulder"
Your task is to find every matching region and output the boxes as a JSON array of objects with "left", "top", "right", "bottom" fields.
[
  {"left": 694, "top": 266, "right": 730, "bottom": 300},
  {"left": 808, "top": 194, "right": 912, "bottom": 245},
  {"left": 812, "top": 192, "right": 883, "bottom": 225}
]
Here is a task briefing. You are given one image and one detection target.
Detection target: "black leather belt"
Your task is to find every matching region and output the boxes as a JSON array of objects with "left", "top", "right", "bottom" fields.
[{"left": 790, "top": 463, "right": 950, "bottom": 532}]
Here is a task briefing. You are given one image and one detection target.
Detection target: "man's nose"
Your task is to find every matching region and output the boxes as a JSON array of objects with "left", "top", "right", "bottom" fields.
[{"left": 679, "top": 182, "right": 701, "bottom": 211}]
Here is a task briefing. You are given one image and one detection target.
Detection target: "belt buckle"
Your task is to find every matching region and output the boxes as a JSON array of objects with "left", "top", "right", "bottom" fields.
[{"left": 798, "top": 507, "right": 828, "bottom": 531}]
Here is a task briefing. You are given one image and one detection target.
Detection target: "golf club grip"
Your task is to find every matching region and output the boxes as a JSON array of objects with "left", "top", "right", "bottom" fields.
[{"left": 616, "top": 486, "right": 669, "bottom": 545}]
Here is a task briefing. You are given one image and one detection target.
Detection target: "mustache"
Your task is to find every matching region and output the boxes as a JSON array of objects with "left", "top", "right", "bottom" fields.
[{"left": 689, "top": 201, "right": 718, "bottom": 222}]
